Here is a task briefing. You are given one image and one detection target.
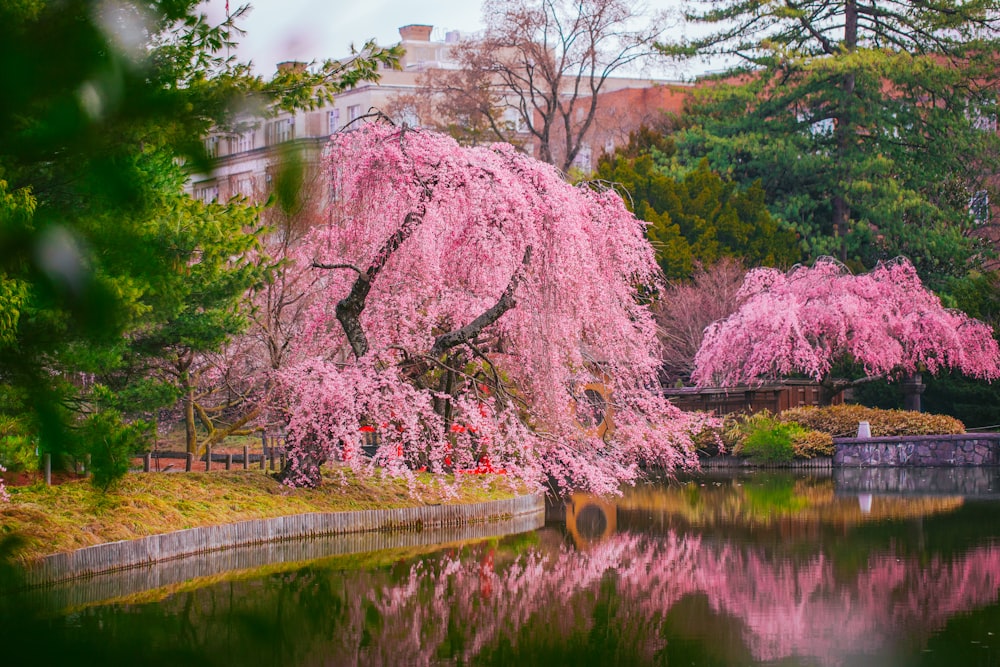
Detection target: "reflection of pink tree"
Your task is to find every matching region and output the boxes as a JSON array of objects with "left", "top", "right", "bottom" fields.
[
  {"left": 273, "top": 123, "right": 712, "bottom": 492},
  {"left": 341, "top": 532, "right": 1000, "bottom": 666},
  {"left": 692, "top": 258, "right": 1000, "bottom": 401}
]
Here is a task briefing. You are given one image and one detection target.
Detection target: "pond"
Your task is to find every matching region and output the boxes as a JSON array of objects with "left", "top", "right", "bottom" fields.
[{"left": 5, "top": 468, "right": 1000, "bottom": 666}]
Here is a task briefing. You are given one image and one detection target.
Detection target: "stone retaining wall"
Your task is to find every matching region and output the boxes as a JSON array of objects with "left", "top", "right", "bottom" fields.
[
  {"left": 23, "top": 493, "right": 545, "bottom": 588},
  {"left": 833, "top": 434, "right": 1000, "bottom": 466},
  {"left": 17, "top": 512, "right": 546, "bottom": 609}
]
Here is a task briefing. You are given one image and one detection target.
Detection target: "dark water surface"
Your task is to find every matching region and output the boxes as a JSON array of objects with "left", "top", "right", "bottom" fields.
[{"left": 6, "top": 469, "right": 1000, "bottom": 666}]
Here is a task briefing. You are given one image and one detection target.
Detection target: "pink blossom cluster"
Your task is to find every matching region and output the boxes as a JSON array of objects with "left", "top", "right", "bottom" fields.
[
  {"left": 271, "top": 123, "right": 712, "bottom": 492},
  {"left": 693, "top": 256, "right": 1000, "bottom": 387},
  {"left": 0, "top": 464, "right": 8, "bottom": 502}
]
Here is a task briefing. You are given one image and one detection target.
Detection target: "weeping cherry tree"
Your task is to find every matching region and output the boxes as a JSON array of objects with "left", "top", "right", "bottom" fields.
[
  {"left": 272, "top": 123, "right": 711, "bottom": 493},
  {"left": 692, "top": 257, "right": 1000, "bottom": 402}
]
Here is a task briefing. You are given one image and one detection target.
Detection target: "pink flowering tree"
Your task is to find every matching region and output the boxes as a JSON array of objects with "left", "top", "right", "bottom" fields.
[
  {"left": 271, "top": 122, "right": 711, "bottom": 492},
  {"left": 692, "top": 257, "right": 1000, "bottom": 402}
]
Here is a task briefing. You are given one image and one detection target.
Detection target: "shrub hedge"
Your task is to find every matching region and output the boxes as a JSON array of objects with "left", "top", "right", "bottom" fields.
[
  {"left": 723, "top": 411, "right": 834, "bottom": 460},
  {"left": 779, "top": 404, "right": 965, "bottom": 437}
]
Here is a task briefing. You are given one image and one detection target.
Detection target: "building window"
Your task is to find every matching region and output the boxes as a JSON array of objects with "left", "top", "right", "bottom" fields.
[
  {"left": 809, "top": 117, "right": 835, "bottom": 136},
  {"left": 193, "top": 182, "right": 219, "bottom": 203},
  {"left": 347, "top": 105, "right": 361, "bottom": 124},
  {"left": 232, "top": 173, "right": 254, "bottom": 197},
  {"left": 265, "top": 118, "right": 295, "bottom": 144},
  {"left": 228, "top": 132, "right": 255, "bottom": 154},
  {"left": 502, "top": 107, "right": 526, "bottom": 133},
  {"left": 204, "top": 135, "right": 220, "bottom": 158},
  {"left": 968, "top": 99, "right": 998, "bottom": 132},
  {"left": 328, "top": 108, "right": 341, "bottom": 134},
  {"left": 571, "top": 144, "right": 592, "bottom": 173},
  {"left": 970, "top": 190, "right": 990, "bottom": 226}
]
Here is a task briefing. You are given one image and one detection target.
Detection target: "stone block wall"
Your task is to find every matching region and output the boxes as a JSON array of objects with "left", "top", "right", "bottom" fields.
[{"left": 833, "top": 434, "right": 1000, "bottom": 466}]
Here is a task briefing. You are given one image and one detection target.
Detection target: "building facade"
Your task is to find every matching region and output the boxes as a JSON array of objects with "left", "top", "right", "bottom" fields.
[{"left": 188, "top": 24, "right": 688, "bottom": 203}]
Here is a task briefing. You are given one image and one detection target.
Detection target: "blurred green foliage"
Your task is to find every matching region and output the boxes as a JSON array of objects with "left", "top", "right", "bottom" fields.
[{"left": 0, "top": 1, "right": 399, "bottom": 486}]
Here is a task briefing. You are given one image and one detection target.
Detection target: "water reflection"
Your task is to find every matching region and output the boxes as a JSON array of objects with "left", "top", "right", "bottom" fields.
[{"left": 6, "top": 472, "right": 1000, "bottom": 666}]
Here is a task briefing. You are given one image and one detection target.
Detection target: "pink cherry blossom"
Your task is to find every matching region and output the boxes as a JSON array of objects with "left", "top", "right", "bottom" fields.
[
  {"left": 692, "top": 256, "right": 1000, "bottom": 390},
  {"left": 270, "top": 123, "right": 713, "bottom": 491}
]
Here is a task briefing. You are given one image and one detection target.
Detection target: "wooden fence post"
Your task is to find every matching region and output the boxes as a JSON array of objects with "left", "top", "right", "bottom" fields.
[
  {"left": 143, "top": 453, "right": 151, "bottom": 473},
  {"left": 205, "top": 444, "right": 212, "bottom": 471},
  {"left": 260, "top": 431, "right": 267, "bottom": 470},
  {"left": 243, "top": 445, "right": 249, "bottom": 471},
  {"left": 225, "top": 453, "right": 232, "bottom": 471},
  {"left": 186, "top": 452, "right": 193, "bottom": 472}
]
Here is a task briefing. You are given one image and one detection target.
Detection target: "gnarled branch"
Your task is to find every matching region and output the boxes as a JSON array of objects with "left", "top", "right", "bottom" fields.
[{"left": 430, "top": 245, "right": 533, "bottom": 358}]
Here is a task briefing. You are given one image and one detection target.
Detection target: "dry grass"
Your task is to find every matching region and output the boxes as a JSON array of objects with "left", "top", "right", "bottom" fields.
[{"left": 0, "top": 469, "right": 525, "bottom": 562}]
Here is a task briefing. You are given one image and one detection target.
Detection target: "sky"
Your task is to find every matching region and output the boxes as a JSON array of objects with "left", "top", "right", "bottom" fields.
[{"left": 200, "top": 0, "right": 698, "bottom": 80}]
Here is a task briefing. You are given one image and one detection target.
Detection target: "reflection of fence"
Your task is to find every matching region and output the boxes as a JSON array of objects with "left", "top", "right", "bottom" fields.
[{"left": 663, "top": 381, "right": 841, "bottom": 415}]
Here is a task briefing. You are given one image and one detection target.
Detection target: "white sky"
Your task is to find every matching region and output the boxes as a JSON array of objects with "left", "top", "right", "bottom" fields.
[{"left": 200, "top": 0, "right": 700, "bottom": 79}]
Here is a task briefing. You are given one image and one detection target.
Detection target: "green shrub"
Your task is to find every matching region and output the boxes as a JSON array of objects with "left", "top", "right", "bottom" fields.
[
  {"left": 722, "top": 410, "right": 780, "bottom": 452},
  {"left": 791, "top": 429, "right": 834, "bottom": 458},
  {"left": 741, "top": 423, "right": 796, "bottom": 463},
  {"left": 78, "top": 410, "right": 151, "bottom": 491},
  {"left": 0, "top": 415, "right": 37, "bottom": 472},
  {"left": 722, "top": 410, "right": 832, "bottom": 461},
  {"left": 780, "top": 404, "right": 964, "bottom": 437}
]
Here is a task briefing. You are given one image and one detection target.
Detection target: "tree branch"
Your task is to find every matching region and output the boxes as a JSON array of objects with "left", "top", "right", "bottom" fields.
[
  {"left": 310, "top": 261, "right": 366, "bottom": 276},
  {"left": 430, "top": 245, "right": 533, "bottom": 358}
]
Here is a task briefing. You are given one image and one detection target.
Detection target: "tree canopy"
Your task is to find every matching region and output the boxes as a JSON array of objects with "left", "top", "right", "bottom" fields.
[
  {"left": 406, "top": 0, "right": 668, "bottom": 170},
  {"left": 663, "top": 0, "right": 1000, "bottom": 282},
  {"left": 274, "top": 123, "right": 710, "bottom": 494},
  {"left": 596, "top": 133, "right": 801, "bottom": 279},
  {"left": 692, "top": 257, "right": 1000, "bottom": 398}
]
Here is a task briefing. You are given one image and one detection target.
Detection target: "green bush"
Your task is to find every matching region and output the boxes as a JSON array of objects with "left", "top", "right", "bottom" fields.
[
  {"left": 78, "top": 410, "right": 151, "bottom": 491},
  {"left": 0, "top": 415, "right": 37, "bottom": 472},
  {"left": 723, "top": 410, "right": 833, "bottom": 461},
  {"left": 741, "top": 423, "right": 796, "bottom": 463},
  {"left": 780, "top": 404, "right": 964, "bottom": 437}
]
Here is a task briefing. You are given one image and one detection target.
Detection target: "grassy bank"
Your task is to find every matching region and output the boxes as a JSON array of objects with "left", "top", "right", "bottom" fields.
[{"left": 0, "top": 470, "right": 524, "bottom": 563}]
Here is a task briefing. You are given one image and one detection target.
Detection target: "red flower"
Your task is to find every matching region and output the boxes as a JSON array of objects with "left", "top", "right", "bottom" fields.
[{"left": 450, "top": 424, "right": 466, "bottom": 433}]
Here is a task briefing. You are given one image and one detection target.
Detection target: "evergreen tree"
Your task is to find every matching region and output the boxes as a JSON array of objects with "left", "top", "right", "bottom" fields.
[
  {"left": 596, "top": 131, "right": 800, "bottom": 279},
  {"left": 664, "top": 0, "right": 1000, "bottom": 283}
]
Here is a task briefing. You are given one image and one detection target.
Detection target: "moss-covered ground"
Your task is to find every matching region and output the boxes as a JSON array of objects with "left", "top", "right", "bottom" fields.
[{"left": 0, "top": 469, "right": 523, "bottom": 562}]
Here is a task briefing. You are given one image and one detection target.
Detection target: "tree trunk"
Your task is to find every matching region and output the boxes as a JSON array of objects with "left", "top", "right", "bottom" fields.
[
  {"left": 276, "top": 439, "right": 329, "bottom": 488},
  {"left": 832, "top": 0, "right": 858, "bottom": 263},
  {"left": 184, "top": 385, "right": 198, "bottom": 454},
  {"left": 818, "top": 377, "right": 838, "bottom": 407},
  {"left": 902, "top": 373, "right": 925, "bottom": 412}
]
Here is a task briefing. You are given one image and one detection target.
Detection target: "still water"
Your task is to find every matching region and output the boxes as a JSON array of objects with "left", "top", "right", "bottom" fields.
[{"left": 7, "top": 468, "right": 1000, "bottom": 666}]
